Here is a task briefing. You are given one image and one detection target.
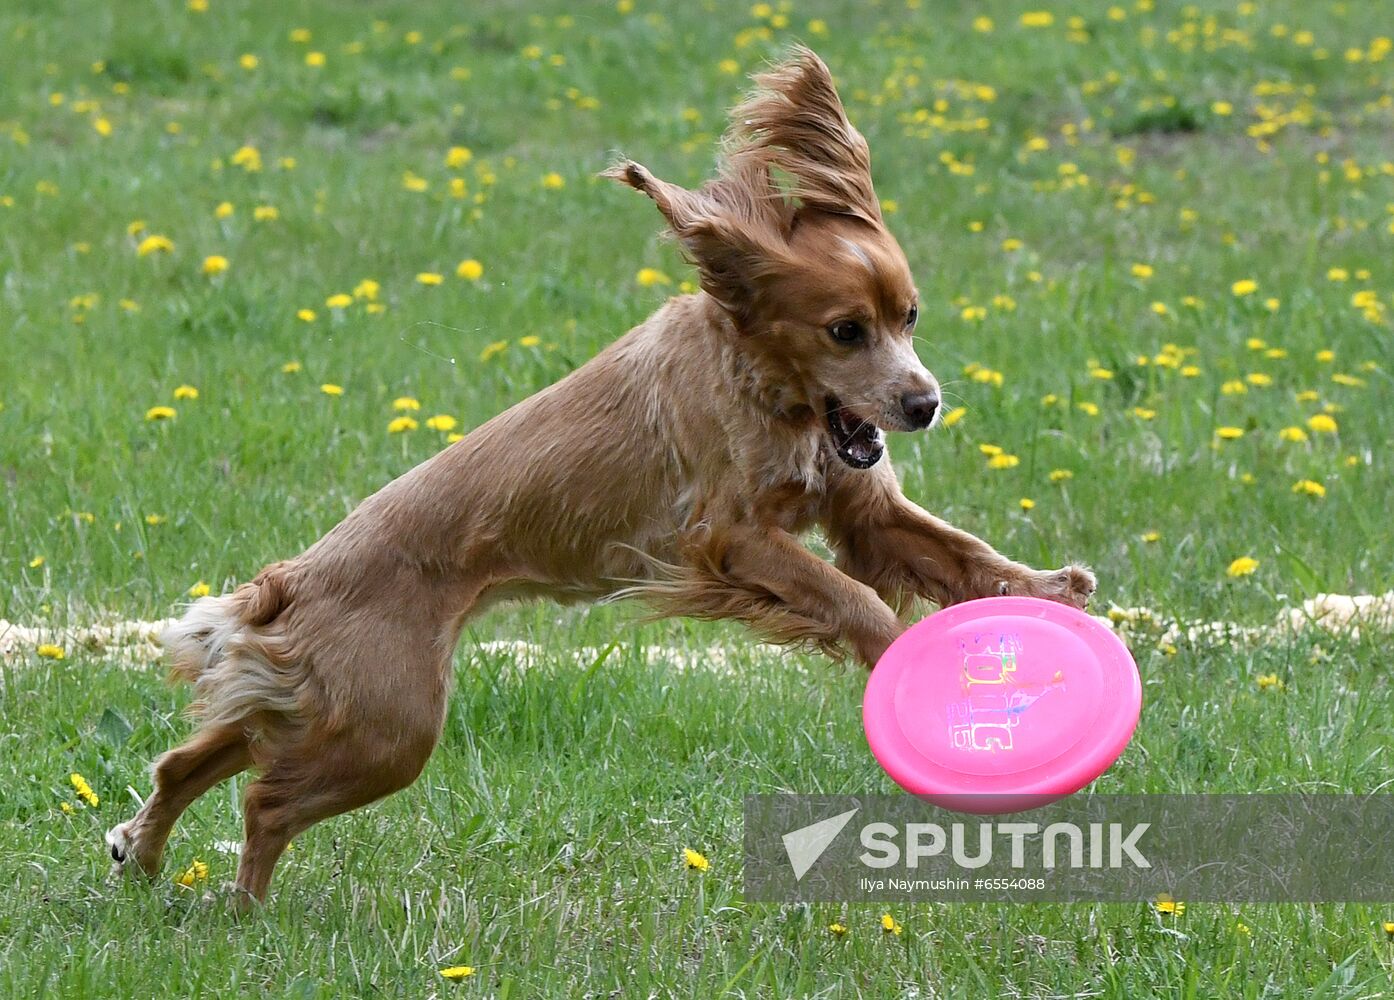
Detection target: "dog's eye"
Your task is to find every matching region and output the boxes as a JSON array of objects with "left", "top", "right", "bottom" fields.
[
  {"left": 906, "top": 304, "right": 918, "bottom": 329},
  {"left": 828, "top": 320, "right": 865, "bottom": 344}
]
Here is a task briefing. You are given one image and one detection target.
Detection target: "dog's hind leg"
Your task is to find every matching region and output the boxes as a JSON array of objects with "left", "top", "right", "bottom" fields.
[
  {"left": 228, "top": 721, "right": 439, "bottom": 907},
  {"left": 106, "top": 725, "right": 252, "bottom": 879}
]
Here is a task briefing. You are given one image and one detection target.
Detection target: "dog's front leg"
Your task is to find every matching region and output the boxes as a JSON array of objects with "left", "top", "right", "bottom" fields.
[
  {"left": 638, "top": 524, "right": 906, "bottom": 668},
  {"left": 824, "top": 463, "right": 1096, "bottom": 612}
]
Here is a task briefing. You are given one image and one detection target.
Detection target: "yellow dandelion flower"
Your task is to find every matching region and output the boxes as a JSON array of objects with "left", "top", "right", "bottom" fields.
[
  {"left": 325, "top": 293, "right": 353, "bottom": 309},
  {"left": 320, "top": 383, "right": 343, "bottom": 396},
  {"left": 445, "top": 145, "right": 473, "bottom": 169},
  {"left": 1141, "top": 530, "right": 1160, "bottom": 543},
  {"left": 189, "top": 581, "right": 211, "bottom": 598},
  {"left": 231, "top": 146, "right": 262, "bottom": 171},
  {"left": 402, "top": 171, "right": 428, "bottom": 193},
  {"left": 718, "top": 58, "right": 740, "bottom": 74},
  {"left": 393, "top": 397, "right": 421, "bottom": 412},
  {"left": 38, "top": 643, "right": 65, "bottom": 660},
  {"left": 1089, "top": 367, "right": 1114, "bottom": 380},
  {"left": 439, "top": 967, "right": 475, "bottom": 981},
  {"left": 1292, "top": 479, "right": 1326, "bottom": 498},
  {"left": 1246, "top": 373, "right": 1273, "bottom": 387},
  {"left": 281, "top": 360, "right": 303, "bottom": 374},
  {"left": 70, "top": 772, "right": 98, "bottom": 806},
  {"left": 446, "top": 432, "right": 464, "bottom": 443},
  {"left": 388, "top": 416, "right": 419, "bottom": 434},
  {"left": 416, "top": 272, "right": 444, "bottom": 286},
  {"left": 978, "top": 443, "right": 1003, "bottom": 457},
  {"left": 29, "top": 555, "right": 45, "bottom": 568},
  {"left": 253, "top": 204, "right": 279, "bottom": 221},
  {"left": 1236, "top": 922, "right": 1251, "bottom": 936},
  {"left": 1256, "top": 673, "right": 1285, "bottom": 691},
  {"left": 1020, "top": 11, "right": 1055, "bottom": 28},
  {"left": 426, "top": 414, "right": 457, "bottom": 432},
  {"left": 988, "top": 453, "right": 1020, "bottom": 469},
  {"left": 201, "top": 255, "right": 228, "bottom": 276},
  {"left": 1049, "top": 469, "right": 1073, "bottom": 482},
  {"left": 144, "top": 514, "right": 165, "bottom": 526},
  {"left": 1181, "top": 365, "right": 1201, "bottom": 377},
  {"left": 1231, "top": 279, "right": 1258, "bottom": 297},
  {"left": 828, "top": 921, "right": 847, "bottom": 936},
  {"left": 1150, "top": 301, "right": 1169, "bottom": 315},
  {"left": 238, "top": 53, "right": 258, "bottom": 70},
  {"left": 1132, "top": 407, "right": 1157, "bottom": 420},
  {"left": 683, "top": 848, "right": 710, "bottom": 871},
  {"left": 456, "top": 259, "right": 484, "bottom": 281},
  {"left": 880, "top": 912, "right": 904, "bottom": 935},
  {"left": 1211, "top": 100, "right": 1233, "bottom": 116},
  {"left": 353, "top": 279, "right": 380, "bottom": 301},
  {"left": 1278, "top": 426, "right": 1308, "bottom": 443},
  {"left": 1154, "top": 895, "right": 1185, "bottom": 916},
  {"left": 1221, "top": 380, "right": 1247, "bottom": 395},
  {"left": 145, "top": 405, "right": 176, "bottom": 421},
  {"left": 1307, "top": 413, "right": 1338, "bottom": 433},
  {"left": 1215, "top": 426, "right": 1244, "bottom": 440},
  {"left": 305, "top": 51, "right": 326, "bottom": 67},
  {"left": 1019, "top": 497, "right": 1035, "bottom": 511},
  {"left": 541, "top": 172, "right": 565, "bottom": 189},
  {"left": 1130, "top": 263, "right": 1154, "bottom": 279},
  {"left": 174, "top": 860, "right": 209, "bottom": 887},
  {"left": 636, "top": 267, "right": 671, "bottom": 287},
  {"left": 136, "top": 234, "right": 174, "bottom": 256},
  {"left": 481, "top": 340, "right": 508, "bottom": 362},
  {"left": 1327, "top": 267, "right": 1349, "bottom": 282},
  {"left": 60, "top": 801, "right": 74, "bottom": 815},
  {"left": 297, "top": 308, "right": 317, "bottom": 322},
  {"left": 1001, "top": 237, "right": 1023, "bottom": 252},
  {"left": 1383, "top": 921, "right": 1394, "bottom": 938},
  {"left": 941, "top": 406, "right": 966, "bottom": 427},
  {"left": 1076, "top": 401, "right": 1100, "bottom": 416},
  {"left": 1227, "top": 556, "right": 1259, "bottom": 578},
  {"left": 518, "top": 335, "right": 541, "bottom": 347},
  {"left": 173, "top": 385, "right": 199, "bottom": 400}
]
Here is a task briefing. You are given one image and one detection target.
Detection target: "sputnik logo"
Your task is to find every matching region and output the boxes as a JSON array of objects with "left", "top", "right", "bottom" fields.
[{"left": 782, "top": 808, "right": 859, "bottom": 881}]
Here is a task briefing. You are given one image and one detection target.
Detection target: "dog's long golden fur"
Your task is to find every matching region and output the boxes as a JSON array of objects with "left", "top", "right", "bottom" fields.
[{"left": 107, "top": 47, "right": 1094, "bottom": 904}]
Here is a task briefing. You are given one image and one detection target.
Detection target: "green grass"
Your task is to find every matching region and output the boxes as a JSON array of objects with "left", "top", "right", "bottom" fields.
[{"left": 3, "top": 0, "right": 1394, "bottom": 995}]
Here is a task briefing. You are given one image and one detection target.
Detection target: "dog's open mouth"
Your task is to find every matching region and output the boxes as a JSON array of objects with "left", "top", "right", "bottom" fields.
[{"left": 825, "top": 397, "right": 885, "bottom": 469}]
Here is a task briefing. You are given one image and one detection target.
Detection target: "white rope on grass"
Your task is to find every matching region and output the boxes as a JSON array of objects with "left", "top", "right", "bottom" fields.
[{"left": 2, "top": 592, "right": 1392, "bottom": 671}]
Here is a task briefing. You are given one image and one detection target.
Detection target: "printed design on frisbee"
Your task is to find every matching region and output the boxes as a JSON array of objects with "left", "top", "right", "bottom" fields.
[{"left": 947, "top": 632, "right": 1066, "bottom": 753}]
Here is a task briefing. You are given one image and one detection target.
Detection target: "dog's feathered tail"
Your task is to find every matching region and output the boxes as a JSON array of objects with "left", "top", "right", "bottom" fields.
[{"left": 161, "top": 562, "right": 307, "bottom": 741}]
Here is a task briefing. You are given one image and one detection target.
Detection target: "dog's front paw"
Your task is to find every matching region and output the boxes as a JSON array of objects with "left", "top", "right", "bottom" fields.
[{"left": 1001, "top": 564, "right": 1096, "bottom": 610}]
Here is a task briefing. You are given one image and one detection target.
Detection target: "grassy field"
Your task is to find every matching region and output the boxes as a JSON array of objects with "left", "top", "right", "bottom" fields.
[{"left": 3, "top": 0, "right": 1394, "bottom": 995}]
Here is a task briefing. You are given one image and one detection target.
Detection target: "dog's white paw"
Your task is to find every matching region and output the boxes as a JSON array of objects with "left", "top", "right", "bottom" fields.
[
  {"left": 105, "top": 821, "right": 135, "bottom": 874},
  {"left": 105, "top": 820, "right": 159, "bottom": 879}
]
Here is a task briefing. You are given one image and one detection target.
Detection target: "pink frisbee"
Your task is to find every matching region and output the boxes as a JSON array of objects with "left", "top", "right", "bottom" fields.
[{"left": 864, "top": 597, "right": 1140, "bottom": 813}]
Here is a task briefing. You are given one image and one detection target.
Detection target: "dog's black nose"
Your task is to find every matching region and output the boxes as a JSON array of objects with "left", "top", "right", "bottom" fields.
[{"left": 900, "top": 392, "right": 939, "bottom": 429}]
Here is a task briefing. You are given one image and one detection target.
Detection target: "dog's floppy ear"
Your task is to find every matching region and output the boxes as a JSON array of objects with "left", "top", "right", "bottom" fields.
[
  {"left": 603, "top": 158, "right": 787, "bottom": 325},
  {"left": 728, "top": 45, "right": 881, "bottom": 225}
]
